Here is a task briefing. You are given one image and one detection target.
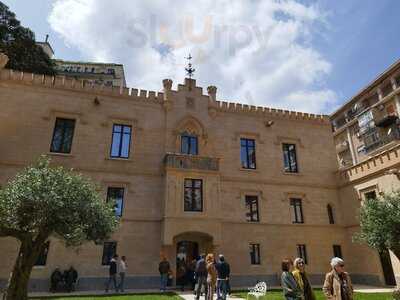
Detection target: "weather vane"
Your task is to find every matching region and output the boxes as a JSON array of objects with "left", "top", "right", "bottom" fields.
[{"left": 185, "top": 54, "right": 195, "bottom": 78}]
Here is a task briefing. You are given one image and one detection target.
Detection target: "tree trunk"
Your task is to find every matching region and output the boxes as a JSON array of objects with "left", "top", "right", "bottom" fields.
[{"left": 5, "top": 239, "right": 42, "bottom": 300}]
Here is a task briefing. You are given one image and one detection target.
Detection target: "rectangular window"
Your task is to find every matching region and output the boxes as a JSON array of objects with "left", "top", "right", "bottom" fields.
[
  {"left": 50, "top": 118, "right": 76, "bottom": 153},
  {"left": 110, "top": 124, "right": 132, "bottom": 158},
  {"left": 107, "top": 187, "right": 124, "bottom": 217},
  {"left": 290, "top": 198, "right": 304, "bottom": 224},
  {"left": 184, "top": 179, "right": 203, "bottom": 212},
  {"left": 102, "top": 241, "right": 117, "bottom": 265},
  {"left": 245, "top": 195, "right": 259, "bottom": 222},
  {"left": 35, "top": 241, "right": 50, "bottom": 266},
  {"left": 364, "top": 190, "right": 377, "bottom": 200},
  {"left": 297, "top": 244, "right": 308, "bottom": 264},
  {"left": 333, "top": 245, "right": 343, "bottom": 259},
  {"left": 181, "top": 134, "right": 198, "bottom": 155},
  {"left": 249, "top": 243, "right": 261, "bottom": 265},
  {"left": 240, "top": 138, "right": 256, "bottom": 169},
  {"left": 283, "top": 143, "right": 298, "bottom": 173}
]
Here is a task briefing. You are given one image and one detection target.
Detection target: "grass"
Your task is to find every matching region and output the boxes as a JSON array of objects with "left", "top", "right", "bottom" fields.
[
  {"left": 30, "top": 292, "right": 182, "bottom": 300},
  {"left": 233, "top": 289, "right": 393, "bottom": 300}
]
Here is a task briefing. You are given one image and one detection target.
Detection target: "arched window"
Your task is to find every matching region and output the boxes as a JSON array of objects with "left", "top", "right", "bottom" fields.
[
  {"left": 327, "top": 204, "right": 335, "bottom": 224},
  {"left": 181, "top": 132, "right": 198, "bottom": 155}
]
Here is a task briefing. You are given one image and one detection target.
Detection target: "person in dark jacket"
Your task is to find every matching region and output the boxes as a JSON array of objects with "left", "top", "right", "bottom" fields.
[
  {"left": 50, "top": 268, "right": 63, "bottom": 292},
  {"left": 105, "top": 254, "right": 119, "bottom": 293},
  {"left": 159, "top": 256, "right": 171, "bottom": 292},
  {"left": 281, "top": 258, "right": 302, "bottom": 300},
  {"left": 65, "top": 266, "right": 78, "bottom": 292},
  {"left": 195, "top": 254, "right": 208, "bottom": 300},
  {"left": 215, "top": 254, "right": 230, "bottom": 300}
]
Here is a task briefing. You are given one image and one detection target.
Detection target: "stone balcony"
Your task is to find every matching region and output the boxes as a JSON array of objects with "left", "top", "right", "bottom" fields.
[{"left": 164, "top": 153, "right": 219, "bottom": 171}]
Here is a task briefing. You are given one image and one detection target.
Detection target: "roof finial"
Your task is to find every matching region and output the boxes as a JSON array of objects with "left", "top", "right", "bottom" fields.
[{"left": 185, "top": 54, "right": 195, "bottom": 78}]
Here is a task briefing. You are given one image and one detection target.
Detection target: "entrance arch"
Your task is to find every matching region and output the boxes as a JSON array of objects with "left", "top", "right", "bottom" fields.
[{"left": 172, "top": 232, "right": 214, "bottom": 287}]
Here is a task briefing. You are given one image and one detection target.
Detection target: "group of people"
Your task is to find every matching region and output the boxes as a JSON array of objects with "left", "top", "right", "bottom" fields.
[
  {"left": 281, "top": 257, "right": 353, "bottom": 300},
  {"left": 159, "top": 253, "right": 231, "bottom": 300},
  {"left": 50, "top": 266, "right": 78, "bottom": 292},
  {"left": 105, "top": 254, "right": 128, "bottom": 293}
]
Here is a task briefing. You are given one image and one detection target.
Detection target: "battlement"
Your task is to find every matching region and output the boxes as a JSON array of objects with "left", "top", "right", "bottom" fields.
[
  {"left": 0, "top": 68, "right": 329, "bottom": 123},
  {"left": 215, "top": 100, "right": 329, "bottom": 122},
  {"left": 0, "top": 69, "right": 164, "bottom": 104}
]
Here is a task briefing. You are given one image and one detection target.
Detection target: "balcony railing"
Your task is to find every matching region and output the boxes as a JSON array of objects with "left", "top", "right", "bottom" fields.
[
  {"left": 364, "top": 126, "right": 400, "bottom": 153},
  {"left": 164, "top": 153, "right": 219, "bottom": 171}
]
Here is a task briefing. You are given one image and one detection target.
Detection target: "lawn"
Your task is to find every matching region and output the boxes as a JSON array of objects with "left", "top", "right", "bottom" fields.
[
  {"left": 30, "top": 292, "right": 182, "bottom": 300},
  {"left": 233, "top": 290, "right": 393, "bottom": 300}
]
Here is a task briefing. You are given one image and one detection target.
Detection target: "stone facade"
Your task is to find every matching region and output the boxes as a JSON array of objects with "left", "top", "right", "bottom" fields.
[
  {"left": 332, "top": 59, "right": 400, "bottom": 287},
  {"left": 0, "top": 65, "right": 388, "bottom": 291}
]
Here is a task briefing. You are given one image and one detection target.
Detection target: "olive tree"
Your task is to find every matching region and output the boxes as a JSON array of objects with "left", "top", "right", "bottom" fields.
[
  {"left": 355, "top": 190, "right": 400, "bottom": 260},
  {"left": 0, "top": 157, "right": 118, "bottom": 300}
]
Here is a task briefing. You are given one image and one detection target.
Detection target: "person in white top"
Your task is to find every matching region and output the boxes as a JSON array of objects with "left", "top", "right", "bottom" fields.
[{"left": 118, "top": 256, "right": 127, "bottom": 292}]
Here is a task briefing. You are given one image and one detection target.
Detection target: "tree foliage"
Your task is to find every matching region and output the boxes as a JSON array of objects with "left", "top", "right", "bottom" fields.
[
  {"left": 0, "top": 1, "right": 55, "bottom": 74},
  {"left": 355, "top": 190, "right": 400, "bottom": 259},
  {"left": 0, "top": 156, "right": 118, "bottom": 300}
]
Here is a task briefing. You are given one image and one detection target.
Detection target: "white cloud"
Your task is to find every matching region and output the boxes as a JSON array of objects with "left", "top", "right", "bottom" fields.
[{"left": 48, "top": 0, "right": 337, "bottom": 113}]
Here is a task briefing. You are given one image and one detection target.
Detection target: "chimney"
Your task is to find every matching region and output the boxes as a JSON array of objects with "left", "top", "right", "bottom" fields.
[{"left": 45, "top": 34, "right": 49, "bottom": 43}]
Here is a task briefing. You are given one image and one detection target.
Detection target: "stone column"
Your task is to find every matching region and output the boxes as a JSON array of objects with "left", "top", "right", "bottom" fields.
[
  {"left": 346, "top": 127, "right": 357, "bottom": 165},
  {"left": 377, "top": 87, "right": 383, "bottom": 101},
  {"left": 391, "top": 77, "right": 398, "bottom": 91},
  {"left": 0, "top": 53, "right": 9, "bottom": 69}
]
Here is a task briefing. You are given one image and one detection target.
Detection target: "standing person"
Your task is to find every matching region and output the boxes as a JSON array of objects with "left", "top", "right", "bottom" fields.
[
  {"left": 323, "top": 257, "right": 353, "bottom": 300},
  {"left": 215, "top": 254, "right": 230, "bottom": 300},
  {"left": 206, "top": 254, "right": 217, "bottom": 300},
  {"left": 177, "top": 258, "right": 187, "bottom": 291},
  {"left": 105, "top": 254, "right": 119, "bottom": 293},
  {"left": 292, "top": 258, "right": 315, "bottom": 300},
  {"left": 187, "top": 258, "right": 197, "bottom": 291},
  {"left": 195, "top": 254, "right": 208, "bottom": 300},
  {"left": 118, "top": 256, "right": 127, "bottom": 293},
  {"left": 65, "top": 266, "right": 78, "bottom": 292},
  {"left": 281, "top": 258, "right": 303, "bottom": 300},
  {"left": 158, "top": 256, "right": 171, "bottom": 292}
]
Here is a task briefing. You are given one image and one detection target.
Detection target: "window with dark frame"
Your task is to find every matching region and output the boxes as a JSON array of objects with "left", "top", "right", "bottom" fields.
[
  {"left": 110, "top": 124, "right": 132, "bottom": 158},
  {"left": 297, "top": 244, "right": 308, "bottom": 264},
  {"left": 50, "top": 118, "right": 76, "bottom": 153},
  {"left": 184, "top": 179, "right": 203, "bottom": 212},
  {"left": 102, "top": 241, "right": 117, "bottom": 265},
  {"left": 35, "top": 241, "right": 50, "bottom": 266},
  {"left": 245, "top": 195, "right": 259, "bottom": 222},
  {"left": 283, "top": 143, "right": 298, "bottom": 173},
  {"left": 107, "top": 187, "right": 124, "bottom": 217},
  {"left": 327, "top": 204, "right": 335, "bottom": 224},
  {"left": 181, "top": 133, "right": 198, "bottom": 155},
  {"left": 364, "top": 190, "right": 377, "bottom": 200},
  {"left": 333, "top": 245, "right": 343, "bottom": 259},
  {"left": 290, "top": 198, "right": 304, "bottom": 223},
  {"left": 249, "top": 243, "right": 261, "bottom": 265},
  {"left": 240, "top": 138, "right": 256, "bottom": 169}
]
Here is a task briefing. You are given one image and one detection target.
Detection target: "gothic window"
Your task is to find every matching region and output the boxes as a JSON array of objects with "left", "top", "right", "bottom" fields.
[
  {"left": 283, "top": 143, "right": 298, "bottom": 173},
  {"left": 110, "top": 124, "right": 132, "bottom": 158},
  {"left": 290, "top": 198, "right": 304, "bottom": 224},
  {"left": 181, "top": 133, "right": 198, "bottom": 155},
  {"left": 249, "top": 243, "right": 261, "bottom": 265},
  {"left": 240, "top": 138, "right": 256, "bottom": 169},
  {"left": 245, "top": 195, "right": 259, "bottom": 222}
]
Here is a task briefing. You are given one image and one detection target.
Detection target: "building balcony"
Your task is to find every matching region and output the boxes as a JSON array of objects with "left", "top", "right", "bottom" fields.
[
  {"left": 364, "top": 126, "right": 400, "bottom": 154},
  {"left": 336, "top": 140, "right": 349, "bottom": 153},
  {"left": 164, "top": 153, "right": 219, "bottom": 171}
]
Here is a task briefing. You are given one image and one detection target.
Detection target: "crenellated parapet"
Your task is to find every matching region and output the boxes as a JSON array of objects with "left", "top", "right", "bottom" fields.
[
  {"left": 0, "top": 68, "right": 164, "bottom": 104},
  {"left": 0, "top": 67, "right": 329, "bottom": 123}
]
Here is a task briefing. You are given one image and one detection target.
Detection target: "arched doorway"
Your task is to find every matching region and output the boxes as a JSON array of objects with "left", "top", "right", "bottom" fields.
[{"left": 173, "top": 232, "right": 214, "bottom": 287}]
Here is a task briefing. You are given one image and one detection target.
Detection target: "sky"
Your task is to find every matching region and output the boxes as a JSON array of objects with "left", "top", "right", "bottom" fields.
[{"left": 3, "top": 0, "right": 400, "bottom": 114}]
